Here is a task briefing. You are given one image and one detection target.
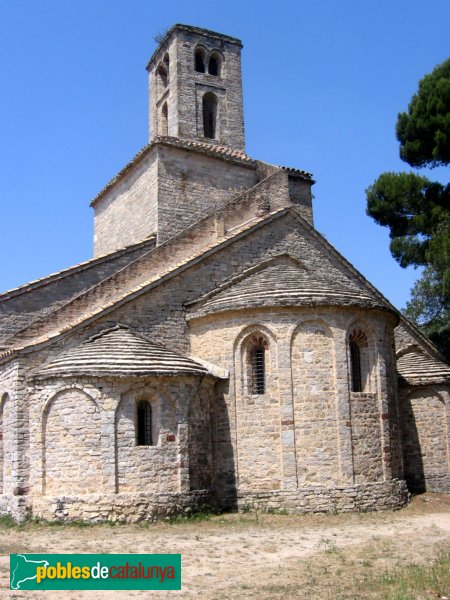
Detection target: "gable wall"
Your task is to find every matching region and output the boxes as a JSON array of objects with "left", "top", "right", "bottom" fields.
[{"left": 22, "top": 211, "right": 392, "bottom": 373}]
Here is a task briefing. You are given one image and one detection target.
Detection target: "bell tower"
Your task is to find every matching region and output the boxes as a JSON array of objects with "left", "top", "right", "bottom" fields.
[{"left": 146, "top": 24, "right": 245, "bottom": 151}]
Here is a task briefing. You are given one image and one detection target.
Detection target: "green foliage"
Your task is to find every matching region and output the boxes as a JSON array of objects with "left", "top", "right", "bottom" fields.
[
  {"left": 404, "top": 267, "right": 450, "bottom": 358},
  {"left": 0, "top": 514, "right": 19, "bottom": 528},
  {"left": 266, "top": 507, "right": 289, "bottom": 515},
  {"left": 366, "top": 172, "right": 450, "bottom": 268},
  {"left": 166, "top": 508, "right": 213, "bottom": 524},
  {"left": 366, "top": 56, "right": 450, "bottom": 358},
  {"left": 153, "top": 28, "right": 170, "bottom": 45},
  {"left": 396, "top": 57, "right": 450, "bottom": 168}
]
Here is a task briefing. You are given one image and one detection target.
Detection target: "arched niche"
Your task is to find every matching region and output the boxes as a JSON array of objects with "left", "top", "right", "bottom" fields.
[
  {"left": 114, "top": 384, "right": 178, "bottom": 494},
  {"left": 43, "top": 388, "right": 102, "bottom": 495},
  {"left": 233, "top": 324, "right": 281, "bottom": 491},
  {"left": 290, "top": 320, "right": 338, "bottom": 485}
]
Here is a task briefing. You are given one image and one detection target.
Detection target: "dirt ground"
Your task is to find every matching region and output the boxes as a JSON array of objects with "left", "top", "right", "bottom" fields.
[{"left": 1, "top": 493, "right": 449, "bottom": 599}]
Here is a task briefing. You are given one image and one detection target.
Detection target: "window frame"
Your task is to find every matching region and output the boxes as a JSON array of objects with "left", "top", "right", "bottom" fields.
[{"left": 136, "top": 399, "right": 153, "bottom": 446}]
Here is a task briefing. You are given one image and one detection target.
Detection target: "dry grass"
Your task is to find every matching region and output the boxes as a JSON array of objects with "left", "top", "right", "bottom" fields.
[{"left": 0, "top": 493, "right": 449, "bottom": 599}]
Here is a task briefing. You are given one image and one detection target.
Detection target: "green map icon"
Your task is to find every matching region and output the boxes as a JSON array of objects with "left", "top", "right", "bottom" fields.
[{"left": 10, "top": 554, "right": 50, "bottom": 590}]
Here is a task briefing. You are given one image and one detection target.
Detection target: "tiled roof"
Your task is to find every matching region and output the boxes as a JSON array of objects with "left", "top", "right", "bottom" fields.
[
  {"left": 397, "top": 350, "right": 450, "bottom": 384},
  {"left": 90, "top": 137, "right": 256, "bottom": 207},
  {"left": 188, "top": 256, "right": 389, "bottom": 317},
  {"left": 279, "top": 166, "right": 313, "bottom": 179},
  {"left": 155, "top": 136, "right": 255, "bottom": 163},
  {"left": 0, "top": 236, "right": 156, "bottom": 301},
  {"left": 37, "top": 325, "right": 209, "bottom": 378}
]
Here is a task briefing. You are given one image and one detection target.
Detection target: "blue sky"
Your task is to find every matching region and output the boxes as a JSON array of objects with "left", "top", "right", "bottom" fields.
[{"left": 0, "top": 0, "right": 449, "bottom": 309}]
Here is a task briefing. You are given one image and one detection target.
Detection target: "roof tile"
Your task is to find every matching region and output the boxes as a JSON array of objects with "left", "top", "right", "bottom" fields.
[{"left": 37, "top": 325, "right": 209, "bottom": 378}]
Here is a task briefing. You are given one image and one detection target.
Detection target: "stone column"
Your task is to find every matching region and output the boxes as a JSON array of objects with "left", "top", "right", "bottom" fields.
[
  {"left": 7, "top": 360, "right": 29, "bottom": 521},
  {"left": 101, "top": 385, "right": 119, "bottom": 493},
  {"left": 177, "top": 382, "right": 190, "bottom": 493},
  {"left": 375, "top": 333, "right": 393, "bottom": 481},
  {"left": 334, "top": 331, "right": 354, "bottom": 485},
  {"left": 277, "top": 328, "right": 298, "bottom": 489},
  {"left": 178, "top": 423, "right": 190, "bottom": 493}
]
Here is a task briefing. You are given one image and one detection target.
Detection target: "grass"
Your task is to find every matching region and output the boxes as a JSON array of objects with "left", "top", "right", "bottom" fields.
[
  {"left": 0, "top": 493, "right": 448, "bottom": 599},
  {"left": 318, "top": 536, "right": 339, "bottom": 554},
  {"left": 222, "top": 544, "right": 450, "bottom": 600},
  {"left": 166, "top": 508, "right": 215, "bottom": 524},
  {"left": 0, "top": 515, "right": 17, "bottom": 529},
  {"left": 365, "top": 549, "right": 450, "bottom": 599}
]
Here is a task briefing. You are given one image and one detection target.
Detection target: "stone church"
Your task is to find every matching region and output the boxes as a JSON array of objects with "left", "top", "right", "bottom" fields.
[{"left": 1, "top": 25, "right": 449, "bottom": 523}]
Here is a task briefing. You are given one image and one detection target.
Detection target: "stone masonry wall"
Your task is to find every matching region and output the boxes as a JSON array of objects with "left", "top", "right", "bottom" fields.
[
  {"left": 176, "top": 31, "right": 244, "bottom": 149},
  {"left": 19, "top": 207, "right": 396, "bottom": 383},
  {"left": 234, "top": 326, "right": 282, "bottom": 492},
  {"left": 157, "top": 145, "right": 258, "bottom": 242},
  {"left": 3, "top": 208, "right": 408, "bottom": 519},
  {"left": 350, "top": 393, "right": 383, "bottom": 484},
  {"left": 288, "top": 176, "right": 314, "bottom": 225},
  {"left": 14, "top": 375, "right": 215, "bottom": 522},
  {"left": 236, "top": 480, "right": 409, "bottom": 514},
  {"left": 384, "top": 325, "right": 403, "bottom": 479},
  {"left": 93, "top": 152, "right": 158, "bottom": 257},
  {"left": 7, "top": 172, "right": 292, "bottom": 351},
  {"left": 148, "top": 33, "right": 177, "bottom": 140},
  {"left": 188, "top": 381, "right": 214, "bottom": 491},
  {"left": 189, "top": 306, "right": 399, "bottom": 507},
  {"left": 399, "top": 385, "right": 450, "bottom": 492},
  {"left": 292, "top": 322, "right": 339, "bottom": 486},
  {"left": 32, "top": 490, "right": 212, "bottom": 524},
  {"left": 43, "top": 388, "right": 102, "bottom": 495},
  {"left": 115, "top": 382, "right": 179, "bottom": 494}
]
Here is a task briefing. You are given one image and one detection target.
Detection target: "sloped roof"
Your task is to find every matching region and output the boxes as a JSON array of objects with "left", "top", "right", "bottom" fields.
[
  {"left": 0, "top": 236, "right": 156, "bottom": 302},
  {"left": 37, "top": 325, "right": 209, "bottom": 378},
  {"left": 187, "top": 255, "right": 392, "bottom": 318},
  {"left": 1, "top": 204, "right": 403, "bottom": 361},
  {"left": 90, "top": 137, "right": 313, "bottom": 208},
  {"left": 397, "top": 349, "right": 450, "bottom": 385},
  {"left": 90, "top": 137, "right": 256, "bottom": 207}
]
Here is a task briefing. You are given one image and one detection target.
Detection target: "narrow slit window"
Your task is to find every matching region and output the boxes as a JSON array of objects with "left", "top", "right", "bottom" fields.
[
  {"left": 251, "top": 345, "right": 265, "bottom": 395},
  {"left": 137, "top": 400, "right": 152, "bottom": 446},
  {"left": 349, "top": 341, "right": 362, "bottom": 392},
  {"left": 202, "top": 92, "right": 218, "bottom": 139}
]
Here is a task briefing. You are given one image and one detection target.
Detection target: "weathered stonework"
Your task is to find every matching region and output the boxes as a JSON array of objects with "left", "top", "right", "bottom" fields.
[{"left": 0, "top": 24, "right": 449, "bottom": 523}]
